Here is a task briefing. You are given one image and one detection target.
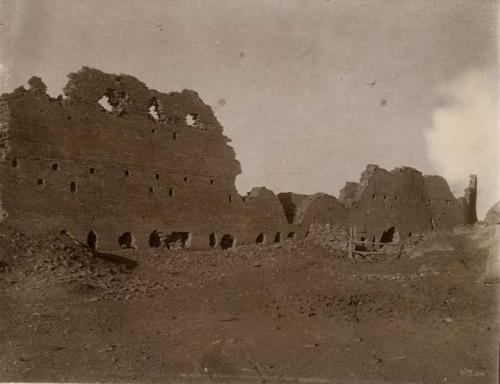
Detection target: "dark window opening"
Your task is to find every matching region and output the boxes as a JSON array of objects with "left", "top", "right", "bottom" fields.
[
  {"left": 155, "top": 173, "right": 160, "bottom": 180},
  {"left": 372, "top": 193, "right": 376, "bottom": 199},
  {"left": 89, "top": 168, "right": 96, "bottom": 174},
  {"left": 394, "top": 195, "right": 398, "bottom": 200},
  {"left": 70, "top": 181, "right": 77, "bottom": 193},
  {"left": 380, "top": 226, "right": 398, "bottom": 244},
  {"left": 165, "top": 232, "right": 192, "bottom": 249},
  {"left": 169, "top": 187, "right": 174, "bottom": 197},
  {"left": 383, "top": 194, "right": 388, "bottom": 200},
  {"left": 408, "top": 232, "right": 412, "bottom": 237},
  {"left": 183, "top": 176, "right": 188, "bottom": 182},
  {"left": 52, "top": 163, "right": 58, "bottom": 171},
  {"left": 66, "top": 116, "right": 72, "bottom": 120},
  {"left": 151, "top": 128, "right": 157, "bottom": 134},
  {"left": 11, "top": 159, "right": 18, "bottom": 168},
  {"left": 149, "top": 230, "right": 163, "bottom": 248},
  {"left": 37, "top": 178, "right": 44, "bottom": 186},
  {"left": 124, "top": 170, "right": 130, "bottom": 177},
  {"left": 287, "top": 231, "right": 296, "bottom": 239},
  {"left": 274, "top": 232, "right": 282, "bottom": 243},
  {"left": 256, "top": 233, "right": 265, "bottom": 244},
  {"left": 172, "top": 132, "right": 177, "bottom": 140},
  {"left": 209, "top": 232, "right": 217, "bottom": 248},
  {"left": 228, "top": 194, "right": 233, "bottom": 203},
  {"left": 118, "top": 232, "right": 135, "bottom": 249},
  {"left": 87, "top": 230, "right": 98, "bottom": 250},
  {"left": 210, "top": 179, "right": 214, "bottom": 185},
  {"left": 220, "top": 234, "right": 235, "bottom": 250},
  {"left": 149, "top": 186, "right": 155, "bottom": 194}
]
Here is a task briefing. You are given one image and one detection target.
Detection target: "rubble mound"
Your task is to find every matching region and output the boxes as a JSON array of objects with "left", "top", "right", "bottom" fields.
[{"left": 0, "top": 225, "right": 134, "bottom": 290}]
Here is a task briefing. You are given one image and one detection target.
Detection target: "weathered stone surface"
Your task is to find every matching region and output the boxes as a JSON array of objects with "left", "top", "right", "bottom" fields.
[
  {"left": 0, "top": 67, "right": 290, "bottom": 250},
  {"left": 485, "top": 201, "right": 500, "bottom": 224},
  {"left": 0, "top": 68, "right": 475, "bottom": 250}
]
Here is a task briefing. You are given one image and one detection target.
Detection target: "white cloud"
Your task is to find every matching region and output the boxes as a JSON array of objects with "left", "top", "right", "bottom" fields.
[{"left": 424, "top": 68, "right": 499, "bottom": 218}]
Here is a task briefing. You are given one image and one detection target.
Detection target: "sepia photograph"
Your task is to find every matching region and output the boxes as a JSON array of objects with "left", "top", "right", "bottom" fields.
[{"left": 0, "top": 0, "right": 498, "bottom": 383}]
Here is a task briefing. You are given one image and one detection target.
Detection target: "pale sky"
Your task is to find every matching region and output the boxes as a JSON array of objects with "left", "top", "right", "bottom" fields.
[{"left": 0, "top": 0, "right": 498, "bottom": 217}]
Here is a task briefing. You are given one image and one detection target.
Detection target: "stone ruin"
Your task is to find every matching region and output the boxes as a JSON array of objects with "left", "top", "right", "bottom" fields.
[{"left": 0, "top": 67, "right": 478, "bottom": 251}]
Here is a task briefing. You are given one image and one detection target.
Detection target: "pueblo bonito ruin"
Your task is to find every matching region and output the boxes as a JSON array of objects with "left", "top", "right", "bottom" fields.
[{"left": 0, "top": 68, "right": 478, "bottom": 251}]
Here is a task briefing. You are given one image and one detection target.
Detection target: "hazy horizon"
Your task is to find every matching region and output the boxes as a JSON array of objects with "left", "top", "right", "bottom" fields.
[{"left": 0, "top": 0, "right": 497, "bottom": 217}]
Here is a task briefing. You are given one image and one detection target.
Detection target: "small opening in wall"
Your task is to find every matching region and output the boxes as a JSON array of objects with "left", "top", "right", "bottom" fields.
[
  {"left": 87, "top": 230, "right": 98, "bottom": 250},
  {"left": 149, "top": 230, "right": 163, "bottom": 248},
  {"left": 210, "top": 179, "right": 214, "bottom": 185},
  {"left": 184, "top": 176, "right": 188, "bottom": 182},
  {"left": 372, "top": 193, "right": 376, "bottom": 199},
  {"left": 383, "top": 194, "right": 388, "bottom": 200},
  {"left": 118, "top": 232, "right": 135, "bottom": 249},
  {"left": 274, "top": 232, "right": 282, "bottom": 243},
  {"left": 148, "top": 98, "right": 160, "bottom": 121},
  {"left": 11, "top": 159, "right": 18, "bottom": 168},
  {"left": 165, "top": 232, "right": 192, "bottom": 249},
  {"left": 169, "top": 187, "right": 174, "bottom": 197},
  {"left": 98, "top": 95, "right": 114, "bottom": 112},
  {"left": 124, "top": 170, "right": 130, "bottom": 177},
  {"left": 394, "top": 195, "right": 398, "bottom": 200},
  {"left": 172, "top": 132, "right": 177, "bottom": 140},
  {"left": 209, "top": 232, "right": 217, "bottom": 248},
  {"left": 151, "top": 128, "right": 157, "bottom": 134},
  {"left": 220, "top": 234, "right": 235, "bottom": 250},
  {"left": 66, "top": 116, "right": 72, "bottom": 120},
  {"left": 287, "top": 231, "right": 296, "bottom": 239},
  {"left": 408, "top": 232, "right": 412, "bottom": 237},
  {"left": 380, "top": 226, "right": 399, "bottom": 244},
  {"left": 228, "top": 194, "right": 233, "bottom": 203},
  {"left": 70, "top": 181, "right": 77, "bottom": 193},
  {"left": 155, "top": 173, "right": 160, "bottom": 180},
  {"left": 149, "top": 186, "right": 154, "bottom": 194},
  {"left": 185, "top": 113, "right": 199, "bottom": 127},
  {"left": 256, "top": 233, "right": 265, "bottom": 244},
  {"left": 37, "top": 178, "right": 44, "bottom": 186},
  {"left": 89, "top": 168, "right": 96, "bottom": 174},
  {"left": 52, "top": 163, "right": 58, "bottom": 171}
]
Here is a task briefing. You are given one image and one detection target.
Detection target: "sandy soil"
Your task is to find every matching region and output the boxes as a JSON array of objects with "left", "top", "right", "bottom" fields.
[{"left": 0, "top": 225, "right": 498, "bottom": 383}]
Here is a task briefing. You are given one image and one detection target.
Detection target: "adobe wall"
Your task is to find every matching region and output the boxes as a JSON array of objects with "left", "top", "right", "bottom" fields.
[
  {"left": 340, "top": 165, "right": 471, "bottom": 242},
  {"left": 0, "top": 68, "right": 475, "bottom": 251},
  {"left": 284, "top": 165, "right": 475, "bottom": 244},
  {"left": 0, "top": 68, "right": 290, "bottom": 250}
]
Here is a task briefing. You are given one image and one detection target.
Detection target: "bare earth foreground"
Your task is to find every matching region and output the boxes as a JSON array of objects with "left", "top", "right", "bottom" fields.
[{"left": 0, "top": 224, "right": 498, "bottom": 384}]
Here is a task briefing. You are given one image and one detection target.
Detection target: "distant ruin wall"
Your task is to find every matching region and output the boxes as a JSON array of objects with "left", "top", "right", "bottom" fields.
[{"left": 291, "top": 165, "right": 474, "bottom": 244}]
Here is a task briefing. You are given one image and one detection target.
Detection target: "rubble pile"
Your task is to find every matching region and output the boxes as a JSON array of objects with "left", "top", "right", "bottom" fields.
[{"left": 0, "top": 226, "right": 133, "bottom": 291}]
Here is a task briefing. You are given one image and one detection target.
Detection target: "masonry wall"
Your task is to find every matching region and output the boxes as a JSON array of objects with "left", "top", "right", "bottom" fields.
[
  {"left": 0, "top": 68, "right": 290, "bottom": 250},
  {"left": 0, "top": 68, "right": 475, "bottom": 251}
]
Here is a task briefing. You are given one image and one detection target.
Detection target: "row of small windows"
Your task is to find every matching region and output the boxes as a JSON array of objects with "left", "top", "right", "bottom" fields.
[
  {"left": 369, "top": 192, "right": 457, "bottom": 206},
  {"left": 35, "top": 179, "right": 234, "bottom": 201},
  {"left": 86, "top": 230, "right": 296, "bottom": 251},
  {"left": 11, "top": 159, "right": 215, "bottom": 185}
]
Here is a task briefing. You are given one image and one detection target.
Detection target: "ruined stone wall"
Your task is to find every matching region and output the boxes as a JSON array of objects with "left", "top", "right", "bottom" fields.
[
  {"left": 341, "top": 165, "right": 470, "bottom": 242},
  {"left": 0, "top": 68, "right": 290, "bottom": 250}
]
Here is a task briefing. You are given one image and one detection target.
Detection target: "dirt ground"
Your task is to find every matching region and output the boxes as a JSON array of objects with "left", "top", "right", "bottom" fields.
[{"left": 0, "top": 224, "right": 498, "bottom": 383}]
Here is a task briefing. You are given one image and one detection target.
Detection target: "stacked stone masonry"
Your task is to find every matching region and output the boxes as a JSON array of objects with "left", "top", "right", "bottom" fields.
[{"left": 0, "top": 68, "right": 477, "bottom": 250}]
